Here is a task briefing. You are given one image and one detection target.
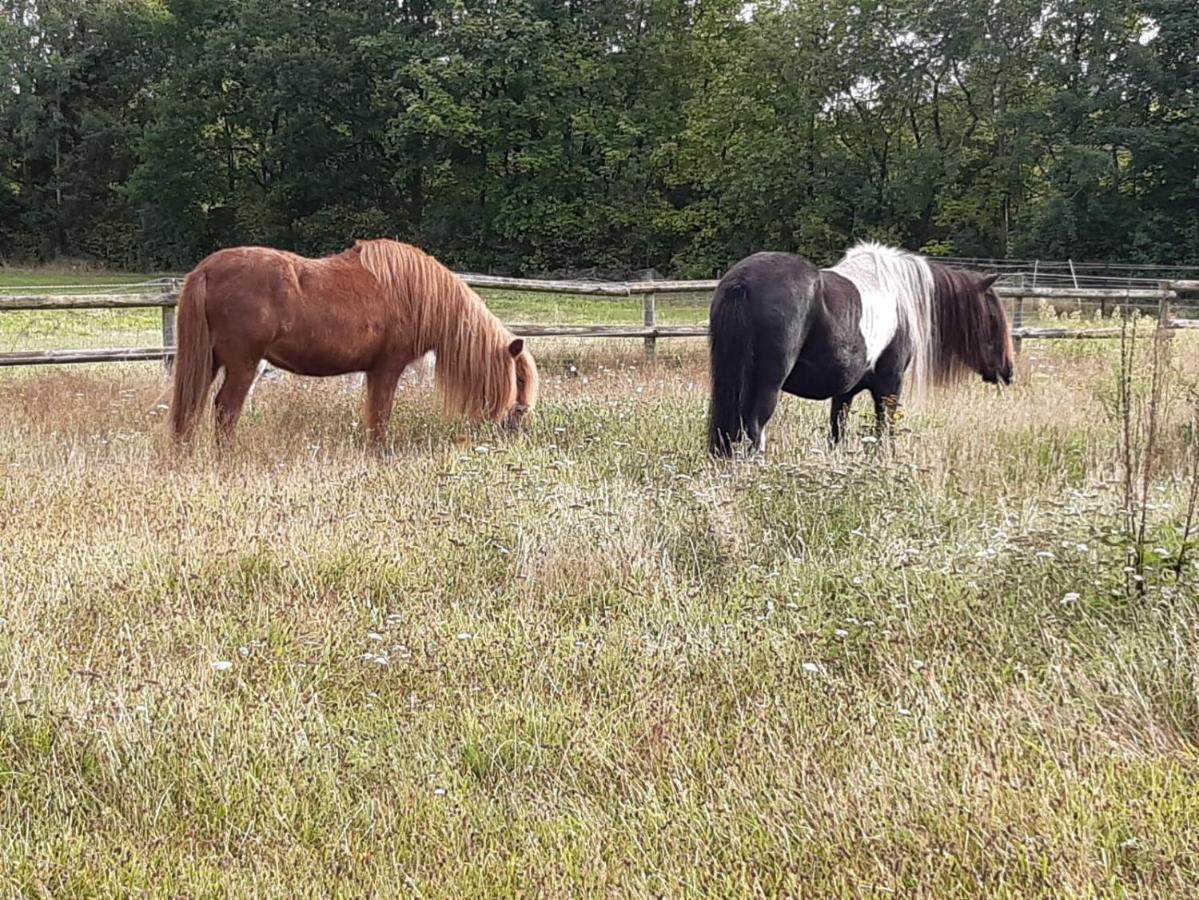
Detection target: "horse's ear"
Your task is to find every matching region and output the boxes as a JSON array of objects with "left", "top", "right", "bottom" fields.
[
  {"left": 979, "top": 273, "right": 999, "bottom": 291},
  {"left": 508, "top": 338, "right": 525, "bottom": 358}
]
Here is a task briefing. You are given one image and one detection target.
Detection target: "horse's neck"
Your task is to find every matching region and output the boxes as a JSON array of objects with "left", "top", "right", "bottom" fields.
[{"left": 416, "top": 290, "right": 505, "bottom": 362}]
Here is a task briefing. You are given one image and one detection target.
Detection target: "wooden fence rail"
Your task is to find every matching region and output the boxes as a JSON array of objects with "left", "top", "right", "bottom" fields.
[{"left": 0, "top": 276, "right": 1193, "bottom": 369}]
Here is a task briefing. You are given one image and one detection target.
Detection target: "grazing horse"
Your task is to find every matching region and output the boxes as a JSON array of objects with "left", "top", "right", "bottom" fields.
[
  {"left": 170, "top": 239, "right": 539, "bottom": 447},
  {"left": 707, "top": 242, "right": 1014, "bottom": 455}
]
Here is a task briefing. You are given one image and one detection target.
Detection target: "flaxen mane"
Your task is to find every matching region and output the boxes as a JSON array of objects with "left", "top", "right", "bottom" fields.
[{"left": 355, "top": 239, "right": 537, "bottom": 421}]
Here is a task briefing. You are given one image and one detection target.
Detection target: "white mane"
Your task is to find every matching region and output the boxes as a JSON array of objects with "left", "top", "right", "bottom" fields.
[{"left": 830, "top": 241, "right": 936, "bottom": 399}]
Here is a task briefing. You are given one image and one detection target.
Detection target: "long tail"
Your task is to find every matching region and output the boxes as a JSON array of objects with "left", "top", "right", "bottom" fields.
[
  {"left": 170, "top": 271, "right": 213, "bottom": 443},
  {"left": 707, "top": 278, "right": 754, "bottom": 456}
]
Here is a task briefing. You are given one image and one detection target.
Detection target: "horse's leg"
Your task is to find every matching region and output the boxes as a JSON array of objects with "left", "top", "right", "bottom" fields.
[
  {"left": 213, "top": 360, "right": 260, "bottom": 446},
  {"left": 830, "top": 393, "right": 854, "bottom": 445},
  {"left": 364, "top": 363, "right": 407, "bottom": 449},
  {"left": 744, "top": 344, "right": 803, "bottom": 456},
  {"left": 870, "top": 381, "right": 902, "bottom": 441},
  {"left": 744, "top": 385, "right": 782, "bottom": 454}
]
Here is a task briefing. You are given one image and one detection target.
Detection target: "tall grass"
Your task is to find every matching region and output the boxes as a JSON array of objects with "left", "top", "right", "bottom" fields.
[{"left": 1, "top": 337, "right": 1198, "bottom": 895}]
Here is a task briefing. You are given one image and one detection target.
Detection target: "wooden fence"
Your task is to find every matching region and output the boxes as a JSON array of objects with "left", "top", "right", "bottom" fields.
[{"left": 0, "top": 275, "right": 1195, "bottom": 369}]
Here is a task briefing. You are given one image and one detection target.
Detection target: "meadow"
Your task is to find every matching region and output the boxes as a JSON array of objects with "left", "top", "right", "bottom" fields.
[{"left": 1, "top": 303, "right": 1198, "bottom": 895}]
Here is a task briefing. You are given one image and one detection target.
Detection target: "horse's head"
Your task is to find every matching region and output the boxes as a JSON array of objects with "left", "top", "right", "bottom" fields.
[
  {"left": 975, "top": 274, "right": 1014, "bottom": 387},
  {"left": 502, "top": 338, "right": 539, "bottom": 431}
]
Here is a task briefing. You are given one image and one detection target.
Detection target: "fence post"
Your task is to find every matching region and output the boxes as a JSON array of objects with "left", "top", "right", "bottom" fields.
[
  {"left": 1012, "top": 274, "right": 1025, "bottom": 355},
  {"left": 1159, "top": 281, "right": 1173, "bottom": 333},
  {"left": 161, "top": 280, "right": 177, "bottom": 373},
  {"left": 643, "top": 291, "right": 657, "bottom": 362}
]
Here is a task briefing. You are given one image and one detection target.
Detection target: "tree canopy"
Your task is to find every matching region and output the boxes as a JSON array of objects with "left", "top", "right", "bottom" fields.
[{"left": 1, "top": 0, "right": 1195, "bottom": 274}]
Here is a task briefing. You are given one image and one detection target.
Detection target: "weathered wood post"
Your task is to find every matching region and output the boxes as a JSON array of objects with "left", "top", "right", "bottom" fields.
[
  {"left": 1012, "top": 273, "right": 1026, "bottom": 354},
  {"left": 643, "top": 290, "right": 657, "bottom": 362},
  {"left": 161, "top": 280, "right": 177, "bottom": 373}
]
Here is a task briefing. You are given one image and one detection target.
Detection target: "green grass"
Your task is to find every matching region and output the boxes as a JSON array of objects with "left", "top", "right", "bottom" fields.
[
  {"left": 1, "top": 336, "right": 1198, "bottom": 895},
  {"left": 0, "top": 270, "right": 162, "bottom": 290},
  {"left": 479, "top": 289, "right": 710, "bottom": 326},
  {"left": 0, "top": 270, "right": 166, "bottom": 352}
]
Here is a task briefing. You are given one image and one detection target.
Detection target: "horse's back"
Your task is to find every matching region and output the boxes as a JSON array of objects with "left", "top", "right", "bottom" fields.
[
  {"left": 712, "top": 251, "right": 821, "bottom": 339},
  {"left": 718, "top": 251, "right": 819, "bottom": 292},
  {"left": 190, "top": 245, "right": 393, "bottom": 375}
]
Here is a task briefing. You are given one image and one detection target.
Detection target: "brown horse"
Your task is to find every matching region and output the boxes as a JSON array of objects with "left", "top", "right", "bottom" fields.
[{"left": 170, "top": 239, "right": 539, "bottom": 447}]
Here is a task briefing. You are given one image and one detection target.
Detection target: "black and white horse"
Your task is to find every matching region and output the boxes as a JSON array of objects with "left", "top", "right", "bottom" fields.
[{"left": 707, "top": 242, "right": 1014, "bottom": 455}]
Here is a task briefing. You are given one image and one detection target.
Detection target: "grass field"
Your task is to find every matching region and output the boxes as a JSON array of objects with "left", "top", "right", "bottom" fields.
[{"left": 1, "top": 327, "right": 1198, "bottom": 895}]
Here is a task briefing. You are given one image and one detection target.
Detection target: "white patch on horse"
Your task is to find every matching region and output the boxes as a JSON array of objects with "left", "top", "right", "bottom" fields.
[
  {"left": 831, "top": 259, "right": 898, "bottom": 367},
  {"left": 246, "top": 359, "right": 280, "bottom": 405},
  {"left": 830, "top": 242, "right": 935, "bottom": 396}
]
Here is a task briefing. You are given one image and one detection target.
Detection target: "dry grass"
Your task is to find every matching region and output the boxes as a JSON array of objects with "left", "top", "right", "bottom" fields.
[{"left": 2, "top": 336, "right": 1198, "bottom": 896}]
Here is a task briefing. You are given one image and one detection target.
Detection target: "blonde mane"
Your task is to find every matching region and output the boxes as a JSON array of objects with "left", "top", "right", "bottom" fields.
[{"left": 355, "top": 239, "right": 525, "bottom": 421}]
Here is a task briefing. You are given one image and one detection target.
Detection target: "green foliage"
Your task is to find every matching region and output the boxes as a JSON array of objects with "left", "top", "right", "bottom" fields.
[{"left": 0, "top": 0, "right": 1195, "bottom": 273}]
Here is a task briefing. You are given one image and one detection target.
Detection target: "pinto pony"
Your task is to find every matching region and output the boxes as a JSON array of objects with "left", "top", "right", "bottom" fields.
[
  {"left": 707, "top": 242, "right": 1014, "bottom": 455},
  {"left": 170, "top": 239, "right": 539, "bottom": 447}
]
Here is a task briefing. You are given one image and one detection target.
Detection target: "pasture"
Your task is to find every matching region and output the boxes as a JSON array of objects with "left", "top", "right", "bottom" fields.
[{"left": 1, "top": 307, "right": 1198, "bottom": 894}]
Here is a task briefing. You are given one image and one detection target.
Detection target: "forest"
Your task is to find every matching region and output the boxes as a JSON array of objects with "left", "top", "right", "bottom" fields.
[{"left": 0, "top": 0, "right": 1195, "bottom": 275}]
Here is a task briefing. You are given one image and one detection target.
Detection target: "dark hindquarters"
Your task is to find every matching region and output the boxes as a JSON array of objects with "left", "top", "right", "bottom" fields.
[{"left": 707, "top": 277, "right": 755, "bottom": 456}]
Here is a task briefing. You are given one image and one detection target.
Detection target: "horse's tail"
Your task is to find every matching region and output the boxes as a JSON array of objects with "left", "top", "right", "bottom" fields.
[
  {"left": 707, "top": 276, "right": 754, "bottom": 457},
  {"left": 170, "top": 270, "right": 213, "bottom": 444}
]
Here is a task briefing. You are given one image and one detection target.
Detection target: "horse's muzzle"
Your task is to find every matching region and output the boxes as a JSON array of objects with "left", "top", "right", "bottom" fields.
[
  {"left": 983, "top": 368, "right": 1014, "bottom": 386},
  {"left": 503, "top": 404, "right": 531, "bottom": 432}
]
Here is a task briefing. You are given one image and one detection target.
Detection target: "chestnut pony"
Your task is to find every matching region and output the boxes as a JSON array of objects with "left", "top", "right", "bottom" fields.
[{"left": 170, "top": 239, "right": 539, "bottom": 447}]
